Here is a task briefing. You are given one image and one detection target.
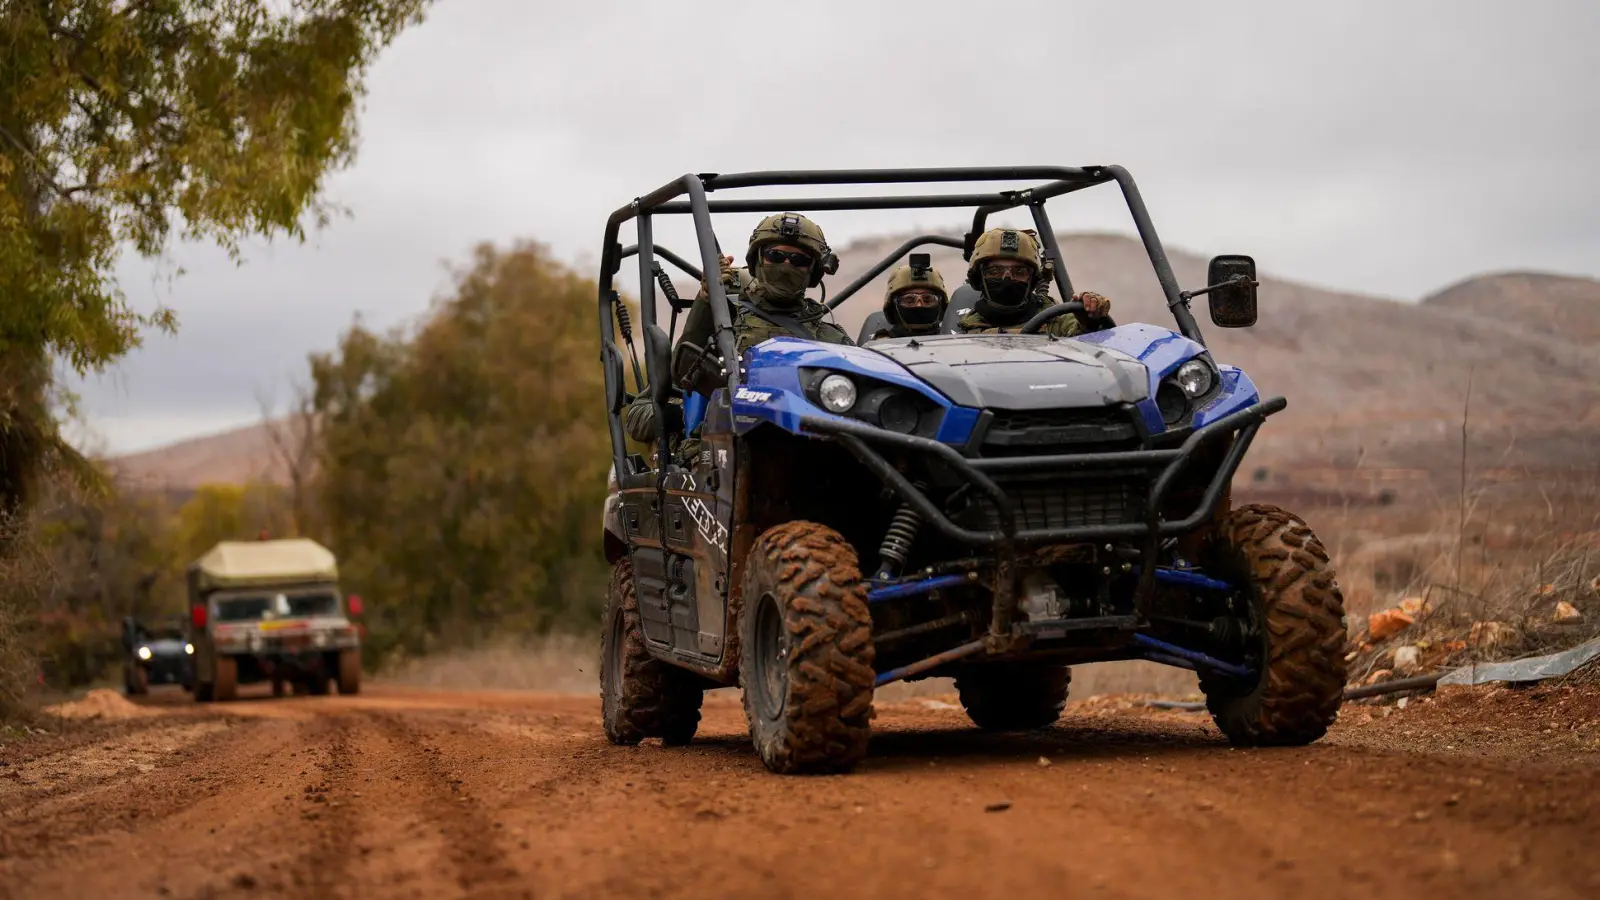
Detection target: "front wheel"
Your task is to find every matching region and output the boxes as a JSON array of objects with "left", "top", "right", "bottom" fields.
[
  {"left": 337, "top": 649, "right": 362, "bottom": 695},
  {"left": 739, "top": 521, "right": 876, "bottom": 775},
  {"left": 125, "top": 665, "right": 149, "bottom": 697},
  {"left": 1200, "top": 503, "right": 1347, "bottom": 746},
  {"left": 213, "top": 656, "right": 238, "bottom": 702},
  {"left": 599, "top": 559, "right": 704, "bottom": 746}
]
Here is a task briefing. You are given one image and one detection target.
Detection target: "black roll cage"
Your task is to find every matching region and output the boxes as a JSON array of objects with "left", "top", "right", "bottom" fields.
[{"left": 597, "top": 166, "right": 1207, "bottom": 474}]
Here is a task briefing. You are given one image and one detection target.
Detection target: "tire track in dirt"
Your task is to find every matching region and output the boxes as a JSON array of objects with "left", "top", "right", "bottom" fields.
[
  {"left": 7, "top": 685, "right": 1598, "bottom": 899},
  {"left": 363, "top": 710, "right": 524, "bottom": 897},
  {"left": 1, "top": 713, "right": 352, "bottom": 899}
]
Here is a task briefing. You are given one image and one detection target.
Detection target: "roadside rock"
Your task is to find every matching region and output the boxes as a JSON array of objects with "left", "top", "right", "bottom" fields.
[
  {"left": 1369, "top": 609, "right": 1415, "bottom": 641},
  {"left": 1552, "top": 601, "right": 1584, "bottom": 624}
]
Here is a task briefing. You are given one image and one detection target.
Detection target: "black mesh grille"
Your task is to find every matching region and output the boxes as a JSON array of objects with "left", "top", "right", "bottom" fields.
[
  {"left": 958, "top": 476, "right": 1146, "bottom": 532},
  {"left": 980, "top": 406, "right": 1141, "bottom": 456}
]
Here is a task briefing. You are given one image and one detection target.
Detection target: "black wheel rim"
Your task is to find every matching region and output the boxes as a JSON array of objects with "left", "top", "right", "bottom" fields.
[
  {"left": 603, "top": 605, "right": 624, "bottom": 707},
  {"left": 750, "top": 592, "right": 788, "bottom": 722}
]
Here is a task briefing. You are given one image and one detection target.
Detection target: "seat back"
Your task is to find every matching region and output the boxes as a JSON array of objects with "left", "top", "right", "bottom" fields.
[
  {"left": 857, "top": 311, "right": 892, "bottom": 344},
  {"left": 945, "top": 284, "right": 981, "bottom": 331}
]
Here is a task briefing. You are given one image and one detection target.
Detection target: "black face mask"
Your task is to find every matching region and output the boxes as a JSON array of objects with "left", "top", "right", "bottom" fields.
[
  {"left": 981, "top": 276, "right": 1031, "bottom": 311},
  {"left": 895, "top": 302, "right": 942, "bottom": 329}
]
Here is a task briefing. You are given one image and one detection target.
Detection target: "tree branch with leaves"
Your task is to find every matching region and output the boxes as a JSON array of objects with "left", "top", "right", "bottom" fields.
[{"left": 0, "top": 0, "right": 432, "bottom": 519}]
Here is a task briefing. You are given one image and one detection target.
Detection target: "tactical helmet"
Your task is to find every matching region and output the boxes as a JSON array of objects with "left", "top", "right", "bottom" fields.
[
  {"left": 882, "top": 262, "right": 949, "bottom": 332},
  {"left": 965, "top": 227, "right": 1043, "bottom": 289},
  {"left": 746, "top": 212, "right": 838, "bottom": 288}
]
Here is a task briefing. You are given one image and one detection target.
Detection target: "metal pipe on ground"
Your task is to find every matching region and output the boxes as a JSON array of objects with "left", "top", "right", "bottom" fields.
[{"left": 1341, "top": 673, "right": 1444, "bottom": 701}]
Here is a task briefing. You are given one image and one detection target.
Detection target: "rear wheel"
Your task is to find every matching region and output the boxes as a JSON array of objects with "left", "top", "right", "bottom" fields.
[
  {"left": 213, "top": 656, "right": 238, "bottom": 702},
  {"left": 1199, "top": 503, "right": 1347, "bottom": 746},
  {"left": 600, "top": 559, "right": 704, "bottom": 746},
  {"left": 739, "top": 521, "right": 876, "bottom": 775},
  {"left": 955, "top": 663, "right": 1071, "bottom": 731},
  {"left": 337, "top": 649, "right": 362, "bottom": 695}
]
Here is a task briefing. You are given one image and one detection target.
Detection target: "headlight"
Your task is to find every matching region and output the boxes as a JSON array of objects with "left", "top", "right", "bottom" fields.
[
  {"left": 818, "top": 374, "right": 857, "bottom": 413},
  {"left": 1175, "top": 360, "right": 1214, "bottom": 398},
  {"left": 137, "top": 646, "right": 152, "bottom": 661},
  {"left": 184, "top": 643, "right": 194, "bottom": 655}
]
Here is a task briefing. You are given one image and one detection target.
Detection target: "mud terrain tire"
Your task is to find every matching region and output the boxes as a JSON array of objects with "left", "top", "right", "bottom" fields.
[
  {"left": 955, "top": 663, "right": 1071, "bottom": 731},
  {"left": 600, "top": 559, "right": 704, "bottom": 746},
  {"left": 739, "top": 521, "right": 875, "bottom": 774},
  {"left": 213, "top": 655, "right": 238, "bottom": 702},
  {"left": 1200, "top": 503, "right": 1347, "bottom": 746},
  {"left": 337, "top": 649, "right": 362, "bottom": 695}
]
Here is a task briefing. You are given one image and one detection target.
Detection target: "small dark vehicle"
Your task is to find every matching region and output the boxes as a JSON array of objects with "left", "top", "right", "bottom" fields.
[
  {"left": 120, "top": 615, "right": 194, "bottom": 694},
  {"left": 597, "top": 166, "right": 1347, "bottom": 774}
]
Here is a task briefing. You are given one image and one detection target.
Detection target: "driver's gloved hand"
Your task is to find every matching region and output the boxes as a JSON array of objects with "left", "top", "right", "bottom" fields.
[{"left": 1074, "top": 291, "right": 1112, "bottom": 318}]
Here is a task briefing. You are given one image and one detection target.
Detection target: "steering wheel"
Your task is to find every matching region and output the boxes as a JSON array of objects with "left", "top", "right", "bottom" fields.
[{"left": 1018, "top": 301, "right": 1086, "bottom": 335}]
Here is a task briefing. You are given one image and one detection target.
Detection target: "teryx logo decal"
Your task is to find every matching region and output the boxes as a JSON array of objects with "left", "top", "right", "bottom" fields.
[{"left": 734, "top": 387, "right": 773, "bottom": 403}]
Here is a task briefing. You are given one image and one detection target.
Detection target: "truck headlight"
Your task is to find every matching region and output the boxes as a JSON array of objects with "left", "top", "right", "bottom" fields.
[
  {"left": 184, "top": 643, "right": 194, "bottom": 655},
  {"left": 137, "top": 646, "right": 152, "bottom": 661},
  {"left": 818, "top": 374, "right": 857, "bottom": 413},
  {"left": 1175, "top": 359, "right": 1214, "bottom": 398}
]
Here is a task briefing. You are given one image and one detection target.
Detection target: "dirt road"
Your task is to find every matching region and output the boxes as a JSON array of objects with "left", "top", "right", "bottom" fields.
[{"left": 4, "top": 682, "right": 1598, "bottom": 899}]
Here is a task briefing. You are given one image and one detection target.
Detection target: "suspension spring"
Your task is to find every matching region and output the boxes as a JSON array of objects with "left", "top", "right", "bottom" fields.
[
  {"left": 876, "top": 487, "right": 927, "bottom": 579},
  {"left": 653, "top": 263, "right": 682, "bottom": 308},
  {"left": 613, "top": 294, "right": 634, "bottom": 339}
]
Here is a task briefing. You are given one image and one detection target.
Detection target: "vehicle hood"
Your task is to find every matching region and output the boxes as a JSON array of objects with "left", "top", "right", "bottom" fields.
[
  {"left": 868, "top": 334, "right": 1149, "bottom": 409},
  {"left": 144, "top": 638, "right": 187, "bottom": 657}
]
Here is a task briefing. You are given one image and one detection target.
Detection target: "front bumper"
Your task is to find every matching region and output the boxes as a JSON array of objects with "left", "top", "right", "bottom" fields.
[
  {"left": 142, "top": 657, "right": 192, "bottom": 684},
  {"left": 805, "top": 396, "right": 1286, "bottom": 547},
  {"left": 217, "top": 631, "right": 360, "bottom": 657}
]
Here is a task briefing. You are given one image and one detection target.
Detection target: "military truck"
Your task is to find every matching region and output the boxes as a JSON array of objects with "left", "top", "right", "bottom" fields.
[{"left": 187, "top": 538, "right": 363, "bottom": 701}]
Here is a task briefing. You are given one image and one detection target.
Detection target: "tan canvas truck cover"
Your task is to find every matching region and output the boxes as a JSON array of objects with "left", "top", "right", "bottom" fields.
[{"left": 191, "top": 538, "right": 339, "bottom": 593}]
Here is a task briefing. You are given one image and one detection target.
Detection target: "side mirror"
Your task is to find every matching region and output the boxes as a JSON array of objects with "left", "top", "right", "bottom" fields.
[
  {"left": 347, "top": 594, "right": 364, "bottom": 617},
  {"left": 1205, "top": 255, "right": 1258, "bottom": 328}
]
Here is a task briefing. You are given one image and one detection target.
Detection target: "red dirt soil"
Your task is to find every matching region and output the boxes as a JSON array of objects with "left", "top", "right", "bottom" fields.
[{"left": 2, "top": 682, "right": 1597, "bottom": 899}]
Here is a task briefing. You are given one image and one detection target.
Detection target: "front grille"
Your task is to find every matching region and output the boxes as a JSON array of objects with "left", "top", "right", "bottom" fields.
[
  {"left": 980, "top": 406, "right": 1141, "bottom": 456},
  {"left": 958, "top": 476, "right": 1146, "bottom": 532}
]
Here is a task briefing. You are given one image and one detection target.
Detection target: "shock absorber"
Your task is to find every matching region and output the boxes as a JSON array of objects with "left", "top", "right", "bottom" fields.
[
  {"left": 611, "top": 292, "right": 643, "bottom": 389},
  {"left": 876, "top": 486, "right": 927, "bottom": 580}
]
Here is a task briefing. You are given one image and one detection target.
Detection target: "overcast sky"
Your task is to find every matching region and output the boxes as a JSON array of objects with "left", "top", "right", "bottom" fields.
[{"left": 67, "top": 0, "right": 1599, "bottom": 455}]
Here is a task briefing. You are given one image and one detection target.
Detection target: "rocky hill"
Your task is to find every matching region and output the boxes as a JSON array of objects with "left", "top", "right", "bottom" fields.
[{"left": 821, "top": 232, "right": 1600, "bottom": 479}]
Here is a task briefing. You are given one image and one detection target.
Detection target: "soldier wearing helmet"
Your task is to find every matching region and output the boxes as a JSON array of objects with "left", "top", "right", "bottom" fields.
[
  {"left": 869, "top": 260, "right": 950, "bottom": 340},
  {"left": 673, "top": 211, "right": 850, "bottom": 368},
  {"left": 623, "top": 212, "right": 850, "bottom": 453},
  {"left": 954, "top": 227, "right": 1113, "bottom": 336}
]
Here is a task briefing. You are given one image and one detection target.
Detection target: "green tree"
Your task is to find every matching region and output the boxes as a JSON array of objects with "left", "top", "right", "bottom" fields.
[
  {"left": 0, "top": 0, "right": 431, "bottom": 521},
  {"left": 311, "top": 241, "right": 615, "bottom": 661}
]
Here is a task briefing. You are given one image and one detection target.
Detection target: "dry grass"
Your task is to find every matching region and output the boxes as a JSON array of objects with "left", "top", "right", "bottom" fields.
[{"left": 381, "top": 634, "right": 598, "bottom": 694}]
